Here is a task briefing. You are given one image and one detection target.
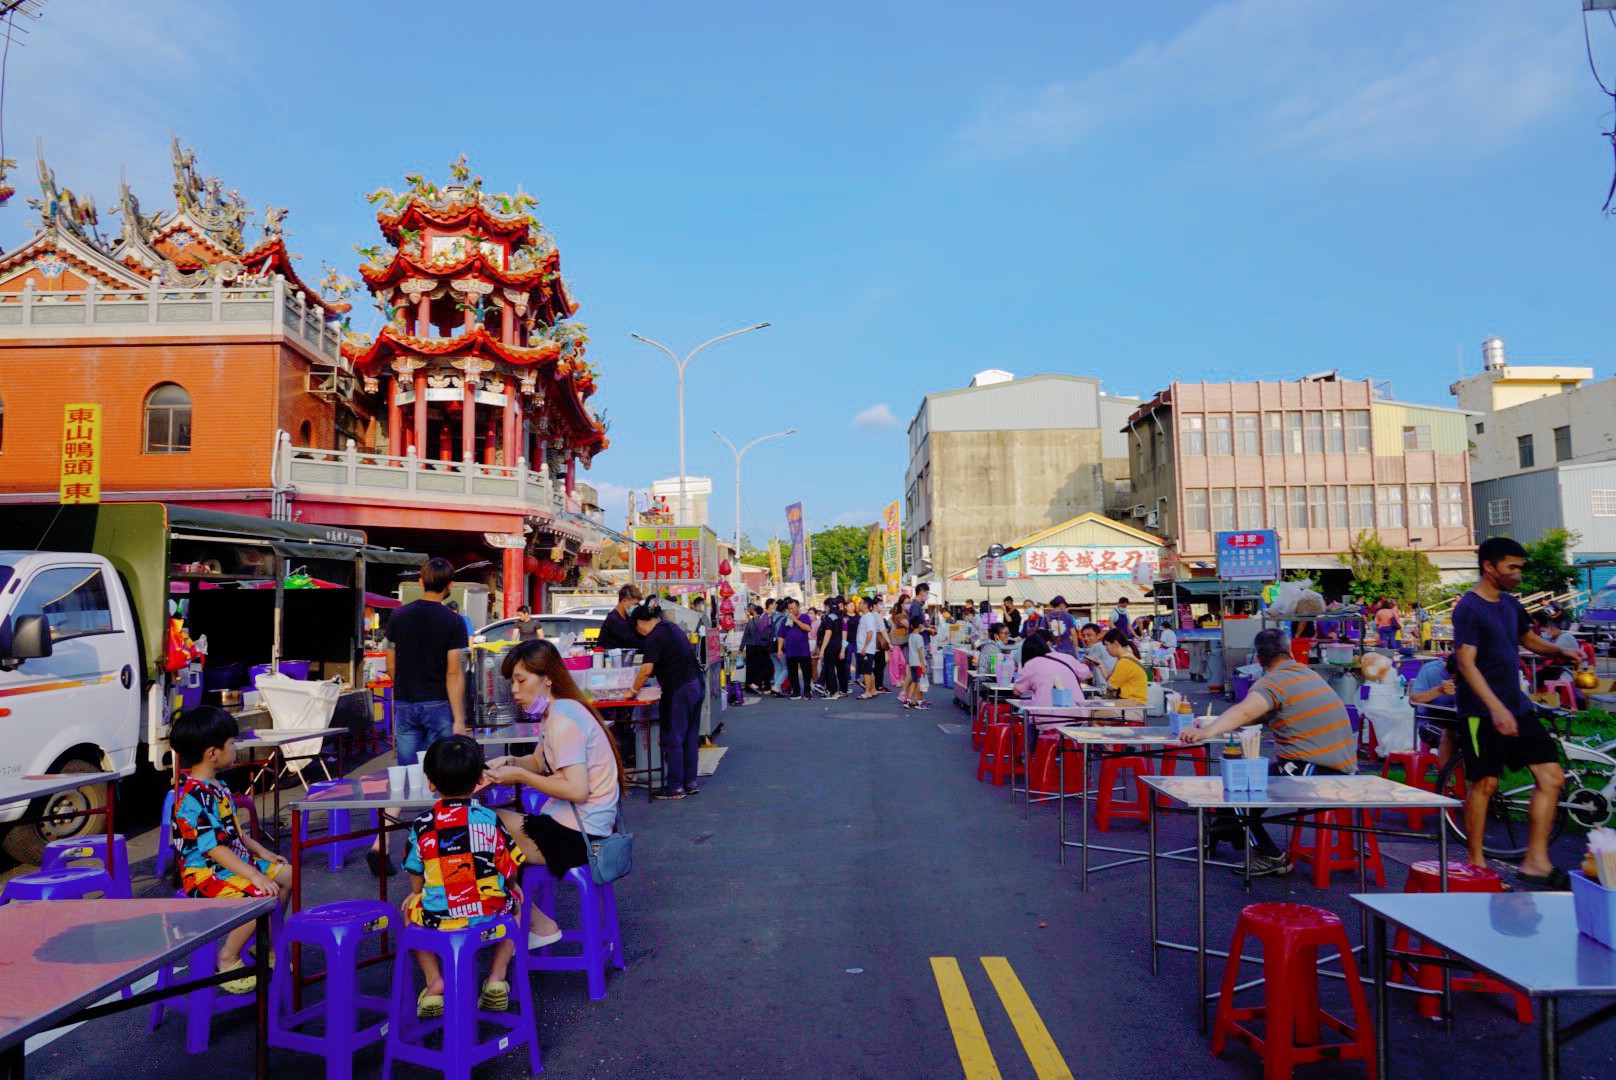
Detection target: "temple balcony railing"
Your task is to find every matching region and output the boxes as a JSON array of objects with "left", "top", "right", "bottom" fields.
[
  {"left": 0, "top": 276, "right": 343, "bottom": 363},
  {"left": 276, "top": 435, "right": 597, "bottom": 540}
]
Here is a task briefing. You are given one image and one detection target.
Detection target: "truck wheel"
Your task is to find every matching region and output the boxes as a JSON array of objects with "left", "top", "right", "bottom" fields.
[{"left": 0, "top": 758, "right": 108, "bottom": 866}]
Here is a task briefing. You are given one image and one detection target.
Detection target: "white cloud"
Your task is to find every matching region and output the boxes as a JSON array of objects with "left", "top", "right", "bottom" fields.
[
  {"left": 590, "top": 480, "right": 633, "bottom": 523},
  {"left": 951, "top": 0, "right": 1577, "bottom": 166},
  {"left": 852, "top": 403, "right": 898, "bottom": 431},
  {"left": 828, "top": 509, "right": 877, "bottom": 527}
]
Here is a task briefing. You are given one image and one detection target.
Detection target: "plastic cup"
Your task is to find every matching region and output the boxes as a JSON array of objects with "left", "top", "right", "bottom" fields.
[
  {"left": 407, "top": 763, "right": 426, "bottom": 792},
  {"left": 387, "top": 765, "right": 408, "bottom": 791}
]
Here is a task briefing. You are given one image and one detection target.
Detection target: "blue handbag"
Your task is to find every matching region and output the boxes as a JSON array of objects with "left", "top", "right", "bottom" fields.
[{"left": 570, "top": 797, "right": 633, "bottom": 885}]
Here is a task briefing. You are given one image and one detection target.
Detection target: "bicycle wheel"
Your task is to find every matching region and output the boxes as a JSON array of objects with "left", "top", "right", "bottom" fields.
[{"left": 1435, "top": 753, "right": 1554, "bottom": 859}]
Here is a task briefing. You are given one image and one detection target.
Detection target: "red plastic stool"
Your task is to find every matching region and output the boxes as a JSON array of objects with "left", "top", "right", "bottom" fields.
[
  {"left": 1027, "top": 732, "right": 1083, "bottom": 798},
  {"left": 1155, "top": 744, "right": 1211, "bottom": 807},
  {"left": 1094, "top": 754, "right": 1150, "bottom": 831},
  {"left": 1211, "top": 902, "right": 1376, "bottom": 1080},
  {"left": 976, "top": 724, "right": 1025, "bottom": 786},
  {"left": 1379, "top": 750, "right": 1440, "bottom": 830},
  {"left": 1391, "top": 861, "right": 1532, "bottom": 1023},
  {"left": 1288, "top": 810, "right": 1385, "bottom": 889},
  {"left": 972, "top": 702, "right": 1010, "bottom": 751}
]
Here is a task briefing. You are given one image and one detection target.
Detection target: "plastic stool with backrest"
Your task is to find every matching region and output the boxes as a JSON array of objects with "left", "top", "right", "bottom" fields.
[
  {"left": 41, "top": 834, "right": 132, "bottom": 898},
  {"left": 269, "top": 900, "right": 396, "bottom": 1079},
  {"left": 972, "top": 701, "right": 1010, "bottom": 751},
  {"left": 0, "top": 866, "right": 116, "bottom": 905},
  {"left": 976, "top": 723, "right": 1025, "bottom": 786},
  {"left": 1378, "top": 750, "right": 1440, "bottom": 831},
  {"left": 1211, "top": 902, "right": 1376, "bottom": 1079},
  {"left": 1542, "top": 679, "right": 1577, "bottom": 712},
  {"left": 1094, "top": 754, "right": 1150, "bottom": 832},
  {"left": 1288, "top": 810, "right": 1385, "bottom": 889},
  {"left": 382, "top": 915, "right": 541, "bottom": 1080},
  {"left": 148, "top": 892, "right": 281, "bottom": 1054},
  {"left": 1391, "top": 861, "right": 1532, "bottom": 1023}
]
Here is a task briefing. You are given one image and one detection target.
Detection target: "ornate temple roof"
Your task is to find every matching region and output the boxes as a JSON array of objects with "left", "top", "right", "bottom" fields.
[{"left": 0, "top": 137, "right": 347, "bottom": 317}]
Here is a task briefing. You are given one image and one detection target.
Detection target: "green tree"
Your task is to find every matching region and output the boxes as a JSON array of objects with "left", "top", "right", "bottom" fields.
[
  {"left": 736, "top": 533, "right": 774, "bottom": 570},
  {"left": 810, "top": 524, "right": 873, "bottom": 588},
  {"left": 1339, "top": 531, "right": 1441, "bottom": 608},
  {"left": 1521, "top": 528, "right": 1581, "bottom": 597}
]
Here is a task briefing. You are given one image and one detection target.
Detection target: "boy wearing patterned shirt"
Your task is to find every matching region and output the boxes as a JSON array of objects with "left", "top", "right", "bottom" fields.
[
  {"left": 403, "top": 735, "right": 525, "bottom": 1017},
  {"left": 168, "top": 706, "right": 288, "bottom": 993}
]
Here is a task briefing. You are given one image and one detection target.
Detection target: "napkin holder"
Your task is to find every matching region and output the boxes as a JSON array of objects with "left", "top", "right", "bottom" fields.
[
  {"left": 1051, "top": 686, "right": 1073, "bottom": 708},
  {"left": 1220, "top": 755, "right": 1269, "bottom": 797},
  {"left": 1169, "top": 712, "right": 1195, "bottom": 737},
  {"left": 1571, "top": 871, "right": 1616, "bottom": 949}
]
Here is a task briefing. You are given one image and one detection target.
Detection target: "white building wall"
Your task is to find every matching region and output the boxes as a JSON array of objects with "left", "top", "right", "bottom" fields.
[{"left": 1463, "top": 378, "right": 1616, "bottom": 483}]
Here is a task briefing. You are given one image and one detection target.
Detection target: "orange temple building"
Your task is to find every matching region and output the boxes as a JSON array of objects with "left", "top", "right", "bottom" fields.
[{"left": 0, "top": 142, "right": 607, "bottom": 613}]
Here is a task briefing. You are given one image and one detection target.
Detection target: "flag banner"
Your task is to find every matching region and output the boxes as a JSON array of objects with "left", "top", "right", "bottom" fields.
[
  {"left": 59, "top": 403, "right": 102, "bottom": 505},
  {"left": 881, "top": 501, "right": 901, "bottom": 593},
  {"left": 785, "top": 502, "right": 807, "bottom": 582}
]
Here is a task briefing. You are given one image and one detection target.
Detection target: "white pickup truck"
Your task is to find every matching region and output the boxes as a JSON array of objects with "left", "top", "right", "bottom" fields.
[
  {"left": 0, "top": 550, "right": 148, "bottom": 862},
  {"left": 1, "top": 502, "right": 414, "bottom": 863}
]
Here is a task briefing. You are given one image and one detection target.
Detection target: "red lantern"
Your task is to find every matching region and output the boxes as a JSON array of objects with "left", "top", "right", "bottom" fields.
[
  {"left": 718, "top": 581, "right": 734, "bottom": 599},
  {"left": 718, "top": 558, "right": 732, "bottom": 576},
  {"left": 719, "top": 614, "right": 735, "bottom": 631},
  {"left": 523, "top": 555, "right": 542, "bottom": 574},
  {"left": 719, "top": 597, "right": 735, "bottom": 615}
]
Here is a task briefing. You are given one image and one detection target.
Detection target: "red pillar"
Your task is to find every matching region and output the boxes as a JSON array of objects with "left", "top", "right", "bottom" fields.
[
  {"left": 412, "top": 370, "right": 428, "bottom": 457},
  {"left": 416, "top": 295, "right": 431, "bottom": 337},
  {"left": 502, "top": 545, "right": 524, "bottom": 617},
  {"left": 461, "top": 379, "right": 476, "bottom": 462},
  {"left": 502, "top": 384, "right": 516, "bottom": 468},
  {"left": 388, "top": 376, "right": 403, "bottom": 457},
  {"left": 565, "top": 455, "right": 576, "bottom": 497}
]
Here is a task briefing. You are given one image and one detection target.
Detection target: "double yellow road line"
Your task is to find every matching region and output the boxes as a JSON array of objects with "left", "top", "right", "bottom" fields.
[{"left": 930, "top": 956, "right": 1074, "bottom": 1079}]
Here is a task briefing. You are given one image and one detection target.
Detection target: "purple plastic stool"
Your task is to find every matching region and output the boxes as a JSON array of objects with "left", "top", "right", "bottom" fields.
[
  {"left": 518, "top": 863, "right": 624, "bottom": 1001},
  {"left": 302, "top": 780, "right": 379, "bottom": 872},
  {"left": 270, "top": 900, "right": 395, "bottom": 1079},
  {"left": 382, "top": 915, "right": 541, "bottom": 1079},
  {"left": 0, "top": 866, "right": 116, "bottom": 905},
  {"left": 155, "top": 788, "right": 263, "bottom": 881},
  {"left": 42, "top": 834, "right": 132, "bottom": 898},
  {"left": 148, "top": 891, "right": 282, "bottom": 1054}
]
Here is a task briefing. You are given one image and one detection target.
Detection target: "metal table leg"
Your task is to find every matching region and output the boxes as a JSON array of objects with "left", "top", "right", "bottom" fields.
[
  {"left": 1080, "top": 740, "right": 1091, "bottom": 892},
  {"left": 1373, "top": 916, "right": 1389, "bottom": 1080},
  {"left": 1197, "top": 808, "right": 1209, "bottom": 1034},
  {"left": 1149, "top": 787, "right": 1159, "bottom": 977},
  {"left": 1057, "top": 732, "right": 1067, "bottom": 867},
  {"left": 1540, "top": 996, "right": 1559, "bottom": 1080},
  {"left": 254, "top": 910, "right": 270, "bottom": 1080}
]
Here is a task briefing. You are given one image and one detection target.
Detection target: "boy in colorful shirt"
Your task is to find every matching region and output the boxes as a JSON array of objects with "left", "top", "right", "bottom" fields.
[
  {"left": 403, "top": 734, "right": 525, "bottom": 1017},
  {"left": 169, "top": 706, "right": 288, "bottom": 993}
]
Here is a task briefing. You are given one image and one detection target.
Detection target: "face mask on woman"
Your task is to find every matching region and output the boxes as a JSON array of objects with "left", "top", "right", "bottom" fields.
[{"left": 524, "top": 687, "right": 552, "bottom": 719}]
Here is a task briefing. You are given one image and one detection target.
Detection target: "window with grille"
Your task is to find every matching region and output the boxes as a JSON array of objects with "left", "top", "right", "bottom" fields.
[
  {"left": 1593, "top": 490, "right": 1616, "bottom": 518},
  {"left": 1402, "top": 425, "right": 1431, "bottom": 451},
  {"left": 1487, "top": 498, "right": 1512, "bottom": 526}
]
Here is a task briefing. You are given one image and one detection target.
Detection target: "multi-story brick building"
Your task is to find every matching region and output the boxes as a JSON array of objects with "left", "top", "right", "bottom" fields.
[
  {"left": 0, "top": 143, "right": 605, "bottom": 613},
  {"left": 1123, "top": 374, "right": 1474, "bottom": 578}
]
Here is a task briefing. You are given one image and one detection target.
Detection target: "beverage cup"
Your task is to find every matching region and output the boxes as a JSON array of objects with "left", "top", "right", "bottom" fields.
[
  {"left": 387, "top": 765, "right": 408, "bottom": 791},
  {"left": 407, "top": 763, "right": 426, "bottom": 792}
]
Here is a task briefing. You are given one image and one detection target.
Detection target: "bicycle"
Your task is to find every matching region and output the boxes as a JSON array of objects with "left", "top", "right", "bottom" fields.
[{"left": 1432, "top": 704, "right": 1616, "bottom": 858}]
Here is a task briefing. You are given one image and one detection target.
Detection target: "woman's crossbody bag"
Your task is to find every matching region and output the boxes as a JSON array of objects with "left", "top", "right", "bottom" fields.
[{"left": 541, "top": 741, "right": 635, "bottom": 885}]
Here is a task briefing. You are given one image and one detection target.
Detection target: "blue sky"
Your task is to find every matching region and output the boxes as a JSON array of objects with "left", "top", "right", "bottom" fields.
[{"left": 4, "top": 0, "right": 1612, "bottom": 546}]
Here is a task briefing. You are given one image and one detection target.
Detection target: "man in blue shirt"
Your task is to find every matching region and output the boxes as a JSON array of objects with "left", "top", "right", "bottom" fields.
[
  {"left": 1453, "top": 537, "right": 1585, "bottom": 887},
  {"left": 1410, "top": 656, "right": 1457, "bottom": 712}
]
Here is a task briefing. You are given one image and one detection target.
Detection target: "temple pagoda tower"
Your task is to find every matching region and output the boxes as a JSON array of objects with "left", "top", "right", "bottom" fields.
[{"left": 340, "top": 158, "right": 607, "bottom": 489}]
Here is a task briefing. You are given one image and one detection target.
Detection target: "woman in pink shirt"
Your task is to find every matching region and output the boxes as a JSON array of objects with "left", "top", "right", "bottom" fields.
[{"left": 1013, "top": 630, "right": 1091, "bottom": 709}]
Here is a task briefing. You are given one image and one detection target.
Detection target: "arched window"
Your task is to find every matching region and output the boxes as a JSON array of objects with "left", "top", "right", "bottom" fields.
[{"left": 144, "top": 383, "right": 191, "bottom": 454}]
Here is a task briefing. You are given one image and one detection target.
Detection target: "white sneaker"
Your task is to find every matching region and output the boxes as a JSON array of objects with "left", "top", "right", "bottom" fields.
[{"left": 528, "top": 927, "right": 564, "bottom": 950}]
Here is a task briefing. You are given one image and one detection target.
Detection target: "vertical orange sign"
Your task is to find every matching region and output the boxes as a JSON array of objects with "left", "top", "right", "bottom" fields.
[{"left": 59, "top": 402, "right": 102, "bottom": 504}]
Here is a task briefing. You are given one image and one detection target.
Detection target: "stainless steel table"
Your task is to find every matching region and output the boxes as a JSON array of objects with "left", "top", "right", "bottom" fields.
[
  {"left": 1353, "top": 891, "right": 1616, "bottom": 1080},
  {"left": 1143, "top": 772, "right": 1460, "bottom": 1032},
  {"left": 0, "top": 897, "right": 274, "bottom": 1079},
  {"left": 0, "top": 773, "right": 120, "bottom": 877}
]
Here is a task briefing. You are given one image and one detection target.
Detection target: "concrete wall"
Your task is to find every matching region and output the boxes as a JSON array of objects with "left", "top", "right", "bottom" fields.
[
  {"left": 929, "top": 427, "right": 1107, "bottom": 577},
  {"left": 1463, "top": 377, "right": 1616, "bottom": 483}
]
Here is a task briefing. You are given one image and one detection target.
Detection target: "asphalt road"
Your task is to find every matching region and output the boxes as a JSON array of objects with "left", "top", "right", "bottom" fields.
[{"left": 19, "top": 682, "right": 1616, "bottom": 1079}]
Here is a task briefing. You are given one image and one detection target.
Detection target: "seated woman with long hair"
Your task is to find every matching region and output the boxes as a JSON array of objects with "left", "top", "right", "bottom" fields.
[
  {"left": 1101, "top": 628, "right": 1150, "bottom": 704},
  {"left": 1013, "top": 630, "right": 1091, "bottom": 721},
  {"left": 484, "top": 639, "right": 625, "bottom": 949}
]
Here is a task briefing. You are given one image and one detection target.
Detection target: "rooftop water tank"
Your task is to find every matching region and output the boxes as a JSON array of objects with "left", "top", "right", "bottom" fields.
[
  {"left": 969, "top": 369, "right": 1015, "bottom": 387},
  {"left": 1483, "top": 336, "right": 1506, "bottom": 371}
]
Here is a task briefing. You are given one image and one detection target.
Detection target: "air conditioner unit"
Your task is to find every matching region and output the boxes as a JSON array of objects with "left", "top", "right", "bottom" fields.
[
  {"left": 1130, "top": 504, "right": 1146, "bottom": 519},
  {"left": 1145, "top": 511, "right": 1159, "bottom": 528}
]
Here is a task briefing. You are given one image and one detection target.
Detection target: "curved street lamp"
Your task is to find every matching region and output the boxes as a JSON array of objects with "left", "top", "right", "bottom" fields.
[{"left": 714, "top": 428, "right": 795, "bottom": 577}]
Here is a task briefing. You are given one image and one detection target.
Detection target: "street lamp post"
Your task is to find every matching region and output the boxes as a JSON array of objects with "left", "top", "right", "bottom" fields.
[
  {"left": 714, "top": 428, "right": 795, "bottom": 579},
  {"left": 630, "top": 323, "right": 771, "bottom": 524}
]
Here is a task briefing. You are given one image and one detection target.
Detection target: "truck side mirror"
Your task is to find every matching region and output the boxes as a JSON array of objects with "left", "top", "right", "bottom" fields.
[{"left": 0, "top": 613, "right": 52, "bottom": 671}]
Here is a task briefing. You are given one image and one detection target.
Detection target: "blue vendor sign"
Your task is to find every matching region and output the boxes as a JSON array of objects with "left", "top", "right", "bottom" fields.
[{"left": 1215, "top": 530, "right": 1281, "bottom": 581}]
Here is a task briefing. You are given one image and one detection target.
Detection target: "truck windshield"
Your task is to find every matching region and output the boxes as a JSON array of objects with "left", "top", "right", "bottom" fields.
[{"left": 1592, "top": 586, "right": 1616, "bottom": 610}]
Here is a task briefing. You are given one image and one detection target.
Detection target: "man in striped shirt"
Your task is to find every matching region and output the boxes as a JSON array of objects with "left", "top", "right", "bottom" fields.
[{"left": 1182, "top": 629, "right": 1356, "bottom": 875}]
